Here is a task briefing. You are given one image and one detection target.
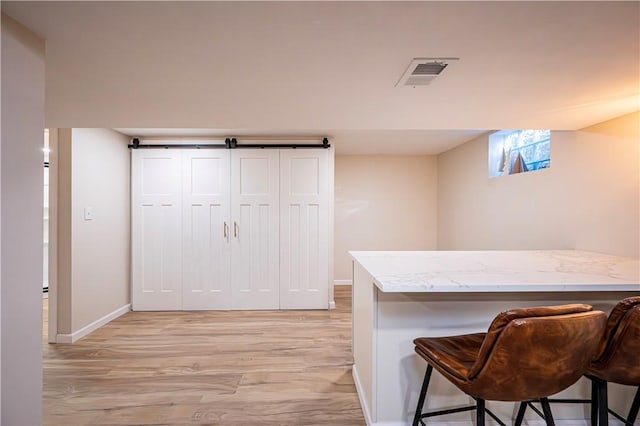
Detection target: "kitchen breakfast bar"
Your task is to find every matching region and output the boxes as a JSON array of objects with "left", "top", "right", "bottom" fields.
[{"left": 350, "top": 250, "right": 640, "bottom": 425}]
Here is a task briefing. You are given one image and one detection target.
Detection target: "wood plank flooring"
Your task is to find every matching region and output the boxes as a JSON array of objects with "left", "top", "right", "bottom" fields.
[{"left": 43, "top": 287, "right": 364, "bottom": 425}]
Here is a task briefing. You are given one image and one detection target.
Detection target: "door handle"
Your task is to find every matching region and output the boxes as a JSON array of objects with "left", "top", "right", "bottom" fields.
[
  {"left": 223, "top": 222, "right": 228, "bottom": 239},
  {"left": 234, "top": 221, "right": 238, "bottom": 238}
]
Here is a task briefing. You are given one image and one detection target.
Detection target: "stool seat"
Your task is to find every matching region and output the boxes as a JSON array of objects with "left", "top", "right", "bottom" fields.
[
  {"left": 412, "top": 304, "right": 608, "bottom": 426},
  {"left": 414, "top": 332, "right": 484, "bottom": 380}
]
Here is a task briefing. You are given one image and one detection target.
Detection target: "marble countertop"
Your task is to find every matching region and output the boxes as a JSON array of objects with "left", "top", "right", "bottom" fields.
[{"left": 350, "top": 250, "right": 640, "bottom": 293}]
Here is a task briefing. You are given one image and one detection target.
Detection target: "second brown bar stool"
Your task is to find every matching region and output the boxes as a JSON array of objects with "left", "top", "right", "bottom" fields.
[
  {"left": 587, "top": 296, "right": 640, "bottom": 426},
  {"left": 412, "top": 304, "right": 607, "bottom": 426}
]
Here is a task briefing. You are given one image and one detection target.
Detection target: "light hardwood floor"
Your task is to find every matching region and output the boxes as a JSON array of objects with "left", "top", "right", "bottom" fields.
[{"left": 43, "top": 287, "right": 364, "bottom": 425}]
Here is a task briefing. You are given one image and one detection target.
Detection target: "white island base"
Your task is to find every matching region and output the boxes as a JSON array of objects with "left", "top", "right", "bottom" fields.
[{"left": 350, "top": 251, "right": 640, "bottom": 426}]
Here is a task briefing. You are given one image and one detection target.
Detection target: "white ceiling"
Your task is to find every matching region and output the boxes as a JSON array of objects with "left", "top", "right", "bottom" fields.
[{"left": 3, "top": 1, "right": 639, "bottom": 154}]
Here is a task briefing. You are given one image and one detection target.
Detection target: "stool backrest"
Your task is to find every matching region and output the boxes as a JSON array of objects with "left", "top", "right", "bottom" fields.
[
  {"left": 591, "top": 297, "right": 640, "bottom": 386},
  {"left": 467, "top": 305, "right": 607, "bottom": 401},
  {"left": 599, "top": 296, "right": 640, "bottom": 356},
  {"left": 469, "top": 304, "right": 592, "bottom": 379}
]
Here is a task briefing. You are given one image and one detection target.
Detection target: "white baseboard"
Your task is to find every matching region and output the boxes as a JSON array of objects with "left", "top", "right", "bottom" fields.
[
  {"left": 329, "top": 280, "right": 351, "bottom": 309},
  {"left": 353, "top": 364, "right": 374, "bottom": 426},
  {"left": 56, "top": 303, "right": 131, "bottom": 344}
]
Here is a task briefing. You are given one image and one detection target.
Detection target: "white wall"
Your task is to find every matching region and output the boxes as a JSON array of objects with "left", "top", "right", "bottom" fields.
[
  {"left": 437, "top": 112, "right": 640, "bottom": 257},
  {"left": 1, "top": 13, "right": 45, "bottom": 425},
  {"left": 334, "top": 155, "right": 438, "bottom": 281},
  {"left": 57, "top": 129, "right": 73, "bottom": 335},
  {"left": 57, "top": 128, "right": 130, "bottom": 336}
]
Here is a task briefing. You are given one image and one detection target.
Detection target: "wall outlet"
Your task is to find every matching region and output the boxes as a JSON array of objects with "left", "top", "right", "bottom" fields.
[{"left": 84, "top": 207, "right": 94, "bottom": 221}]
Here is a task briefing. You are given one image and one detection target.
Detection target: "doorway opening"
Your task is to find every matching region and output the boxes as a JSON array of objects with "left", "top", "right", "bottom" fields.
[
  {"left": 44, "top": 129, "right": 49, "bottom": 294},
  {"left": 43, "top": 128, "right": 58, "bottom": 344}
]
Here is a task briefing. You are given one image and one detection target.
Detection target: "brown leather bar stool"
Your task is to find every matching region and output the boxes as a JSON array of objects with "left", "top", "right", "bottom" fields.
[
  {"left": 587, "top": 296, "right": 640, "bottom": 426},
  {"left": 412, "top": 304, "right": 607, "bottom": 426}
]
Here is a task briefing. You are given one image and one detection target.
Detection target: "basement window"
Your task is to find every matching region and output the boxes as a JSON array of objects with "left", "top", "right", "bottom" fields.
[{"left": 488, "top": 130, "right": 551, "bottom": 178}]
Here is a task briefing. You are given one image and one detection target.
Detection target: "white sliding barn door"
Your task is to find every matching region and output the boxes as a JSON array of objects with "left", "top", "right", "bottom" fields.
[
  {"left": 231, "top": 150, "right": 279, "bottom": 310},
  {"left": 279, "top": 150, "right": 329, "bottom": 309},
  {"left": 132, "top": 150, "right": 182, "bottom": 310},
  {"left": 182, "top": 150, "right": 231, "bottom": 310}
]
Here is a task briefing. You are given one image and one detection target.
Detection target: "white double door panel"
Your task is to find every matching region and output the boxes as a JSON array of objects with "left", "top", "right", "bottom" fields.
[
  {"left": 181, "top": 149, "right": 279, "bottom": 310},
  {"left": 133, "top": 148, "right": 327, "bottom": 311},
  {"left": 132, "top": 150, "right": 183, "bottom": 310},
  {"left": 182, "top": 150, "right": 231, "bottom": 310},
  {"left": 279, "top": 150, "right": 329, "bottom": 309},
  {"left": 231, "top": 149, "right": 280, "bottom": 310}
]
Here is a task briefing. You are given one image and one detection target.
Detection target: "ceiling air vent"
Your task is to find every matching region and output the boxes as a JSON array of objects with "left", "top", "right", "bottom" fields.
[{"left": 396, "top": 58, "right": 459, "bottom": 87}]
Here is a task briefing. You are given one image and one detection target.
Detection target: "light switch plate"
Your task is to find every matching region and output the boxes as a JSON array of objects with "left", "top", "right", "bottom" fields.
[{"left": 84, "top": 207, "right": 94, "bottom": 221}]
